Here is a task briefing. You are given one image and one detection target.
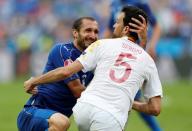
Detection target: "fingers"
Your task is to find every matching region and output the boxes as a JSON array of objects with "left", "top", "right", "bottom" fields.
[
  {"left": 25, "top": 86, "right": 38, "bottom": 94},
  {"left": 24, "top": 77, "right": 37, "bottom": 94},
  {"left": 129, "top": 15, "right": 147, "bottom": 31},
  {"left": 139, "top": 15, "right": 147, "bottom": 25},
  {"left": 29, "top": 87, "right": 38, "bottom": 95},
  {"left": 129, "top": 24, "right": 142, "bottom": 33},
  {"left": 129, "top": 22, "right": 140, "bottom": 29},
  {"left": 128, "top": 15, "right": 148, "bottom": 49},
  {"left": 131, "top": 17, "right": 142, "bottom": 26},
  {"left": 129, "top": 22, "right": 146, "bottom": 34}
]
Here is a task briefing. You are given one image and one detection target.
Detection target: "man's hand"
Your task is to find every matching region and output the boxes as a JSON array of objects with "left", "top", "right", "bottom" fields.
[
  {"left": 129, "top": 15, "right": 147, "bottom": 48},
  {"left": 24, "top": 77, "right": 38, "bottom": 95}
]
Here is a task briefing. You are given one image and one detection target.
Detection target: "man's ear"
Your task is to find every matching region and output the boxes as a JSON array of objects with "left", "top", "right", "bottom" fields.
[
  {"left": 123, "top": 26, "right": 130, "bottom": 35},
  {"left": 72, "top": 30, "right": 78, "bottom": 39}
]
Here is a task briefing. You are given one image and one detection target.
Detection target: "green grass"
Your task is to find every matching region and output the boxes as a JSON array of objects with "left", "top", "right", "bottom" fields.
[{"left": 0, "top": 78, "right": 191, "bottom": 131}]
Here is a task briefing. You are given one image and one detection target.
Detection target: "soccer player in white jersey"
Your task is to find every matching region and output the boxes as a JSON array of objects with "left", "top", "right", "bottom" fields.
[{"left": 24, "top": 6, "right": 163, "bottom": 131}]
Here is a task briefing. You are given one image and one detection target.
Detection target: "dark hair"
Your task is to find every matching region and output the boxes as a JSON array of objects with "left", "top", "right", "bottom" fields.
[
  {"left": 121, "top": 6, "right": 148, "bottom": 40},
  {"left": 72, "top": 17, "right": 96, "bottom": 31}
]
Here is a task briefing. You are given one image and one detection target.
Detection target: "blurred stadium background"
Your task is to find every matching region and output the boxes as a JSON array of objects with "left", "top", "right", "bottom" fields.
[{"left": 0, "top": 0, "right": 191, "bottom": 130}]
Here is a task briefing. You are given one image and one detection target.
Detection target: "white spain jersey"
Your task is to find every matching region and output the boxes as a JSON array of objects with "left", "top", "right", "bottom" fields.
[{"left": 76, "top": 36, "right": 163, "bottom": 129}]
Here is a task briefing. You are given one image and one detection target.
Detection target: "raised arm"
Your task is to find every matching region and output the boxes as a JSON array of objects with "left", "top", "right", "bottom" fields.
[
  {"left": 129, "top": 15, "right": 148, "bottom": 48},
  {"left": 147, "top": 23, "right": 161, "bottom": 60}
]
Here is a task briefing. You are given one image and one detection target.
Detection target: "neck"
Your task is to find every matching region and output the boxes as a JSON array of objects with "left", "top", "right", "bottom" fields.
[
  {"left": 128, "top": 36, "right": 136, "bottom": 43},
  {"left": 73, "top": 40, "right": 83, "bottom": 52}
]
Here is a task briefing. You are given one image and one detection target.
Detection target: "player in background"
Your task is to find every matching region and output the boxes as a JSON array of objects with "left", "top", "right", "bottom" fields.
[
  {"left": 105, "top": 0, "right": 161, "bottom": 59},
  {"left": 104, "top": 1, "right": 162, "bottom": 131},
  {"left": 24, "top": 6, "right": 163, "bottom": 131},
  {"left": 17, "top": 17, "right": 99, "bottom": 131}
]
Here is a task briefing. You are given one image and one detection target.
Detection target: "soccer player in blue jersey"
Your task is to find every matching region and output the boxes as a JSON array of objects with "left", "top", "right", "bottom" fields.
[
  {"left": 104, "top": 1, "right": 162, "bottom": 131},
  {"left": 105, "top": 0, "right": 161, "bottom": 59},
  {"left": 17, "top": 17, "right": 99, "bottom": 131}
]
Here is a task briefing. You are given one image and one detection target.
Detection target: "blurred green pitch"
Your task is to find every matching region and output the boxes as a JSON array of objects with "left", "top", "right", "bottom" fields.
[{"left": 0, "top": 78, "right": 191, "bottom": 131}]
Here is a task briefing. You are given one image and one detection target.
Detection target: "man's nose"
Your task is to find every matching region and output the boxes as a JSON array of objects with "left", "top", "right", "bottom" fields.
[{"left": 89, "top": 32, "right": 98, "bottom": 39}]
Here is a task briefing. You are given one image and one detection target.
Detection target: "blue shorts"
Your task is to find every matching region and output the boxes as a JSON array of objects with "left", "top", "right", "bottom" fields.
[{"left": 17, "top": 106, "right": 56, "bottom": 131}]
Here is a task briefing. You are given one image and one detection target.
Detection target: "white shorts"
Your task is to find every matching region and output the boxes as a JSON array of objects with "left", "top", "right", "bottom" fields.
[{"left": 73, "top": 102, "right": 122, "bottom": 131}]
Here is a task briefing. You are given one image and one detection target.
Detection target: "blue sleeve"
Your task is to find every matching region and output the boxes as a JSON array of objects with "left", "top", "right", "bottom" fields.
[
  {"left": 48, "top": 44, "right": 79, "bottom": 84},
  {"left": 135, "top": 3, "right": 157, "bottom": 27}
]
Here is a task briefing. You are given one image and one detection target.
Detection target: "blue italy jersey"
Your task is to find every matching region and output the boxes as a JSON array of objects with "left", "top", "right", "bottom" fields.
[
  {"left": 25, "top": 42, "right": 93, "bottom": 117},
  {"left": 109, "top": 0, "right": 157, "bottom": 38}
]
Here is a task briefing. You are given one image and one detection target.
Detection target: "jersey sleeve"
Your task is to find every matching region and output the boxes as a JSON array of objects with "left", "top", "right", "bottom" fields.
[
  {"left": 143, "top": 60, "right": 163, "bottom": 99},
  {"left": 77, "top": 41, "right": 101, "bottom": 73},
  {"left": 48, "top": 44, "right": 79, "bottom": 84}
]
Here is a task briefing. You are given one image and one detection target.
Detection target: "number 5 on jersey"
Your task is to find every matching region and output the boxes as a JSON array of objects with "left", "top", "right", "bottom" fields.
[{"left": 109, "top": 52, "right": 136, "bottom": 83}]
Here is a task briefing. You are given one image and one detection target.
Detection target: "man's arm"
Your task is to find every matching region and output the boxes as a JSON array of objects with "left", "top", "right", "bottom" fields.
[
  {"left": 67, "top": 79, "right": 85, "bottom": 98},
  {"left": 147, "top": 23, "right": 161, "bottom": 60},
  {"left": 24, "top": 60, "right": 83, "bottom": 94},
  {"left": 132, "top": 96, "right": 161, "bottom": 116},
  {"left": 129, "top": 15, "right": 148, "bottom": 48}
]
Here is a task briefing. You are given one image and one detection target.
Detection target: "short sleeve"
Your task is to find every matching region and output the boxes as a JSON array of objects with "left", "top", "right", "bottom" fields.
[
  {"left": 48, "top": 44, "right": 79, "bottom": 84},
  {"left": 77, "top": 41, "right": 101, "bottom": 73},
  {"left": 143, "top": 61, "right": 163, "bottom": 99}
]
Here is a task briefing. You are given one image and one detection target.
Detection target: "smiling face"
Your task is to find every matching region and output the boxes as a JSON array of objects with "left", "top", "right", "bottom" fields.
[{"left": 73, "top": 19, "right": 99, "bottom": 51}]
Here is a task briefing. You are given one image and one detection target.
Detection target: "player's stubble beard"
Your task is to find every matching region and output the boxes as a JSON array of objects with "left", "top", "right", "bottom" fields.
[
  {"left": 112, "top": 33, "right": 122, "bottom": 38},
  {"left": 77, "top": 34, "right": 97, "bottom": 50},
  {"left": 112, "top": 28, "right": 124, "bottom": 38}
]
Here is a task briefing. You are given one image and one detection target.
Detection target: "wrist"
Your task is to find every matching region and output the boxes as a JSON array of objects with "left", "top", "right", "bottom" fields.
[
  {"left": 30, "top": 77, "right": 38, "bottom": 87},
  {"left": 132, "top": 101, "right": 139, "bottom": 110},
  {"left": 140, "top": 40, "right": 147, "bottom": 49}
]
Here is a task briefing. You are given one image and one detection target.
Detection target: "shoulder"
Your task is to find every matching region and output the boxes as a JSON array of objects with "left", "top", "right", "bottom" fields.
[
  {"left": 99, "top": 38, "right": 120, "bottom": 44},
  {"left": 87, "top": 38, "right": 121, "bottom": 52},
  {"left": 49, "top": 42, "right": 72, "bottom": 56},
  {"left": 51, "top": 43, "right": 63, "bottom": 50},
  {"left": 92, "top": 38, "right": 117, "bottom": 47},
  {"left": 96, "top": 38, "right": 125, "bottom": 48},
  {"left": 53, "top": 42, "right": 73, "bottom": 52},
  {"left": 142, "top": 51, "right": 156, "bottom": 70}
]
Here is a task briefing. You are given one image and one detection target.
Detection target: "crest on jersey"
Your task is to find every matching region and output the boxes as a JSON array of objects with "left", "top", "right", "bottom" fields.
[{"left": 64, "top": 59, "right": 73, "bottom": 66}]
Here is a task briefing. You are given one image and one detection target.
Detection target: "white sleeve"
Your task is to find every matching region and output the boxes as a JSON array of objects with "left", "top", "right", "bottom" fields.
[
  {"left": 143, "top": 61, "right": 163, "bottom": 99},
  {"left": 77, "top": 40, "right": 101, "bottom": 73}
]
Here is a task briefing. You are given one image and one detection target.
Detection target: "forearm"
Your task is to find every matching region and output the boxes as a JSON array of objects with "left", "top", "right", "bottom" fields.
[
  {"left": 132, "top": 97, "right": 161, "bottom": 116},
  {"left": 32, "top": 67, "right": 68, "bottom": 86},
  {"left": 132, "top": 101, "right": 151, "bottom": 114},
  {"left": 140, "top": 38, "right": 147, "bottom": 49},
  {"left": 28, "top": 60, "right": 83, "bottom": 87},
  {"left": 149, "top": 23, "right": 161, "bottom": 49}
]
